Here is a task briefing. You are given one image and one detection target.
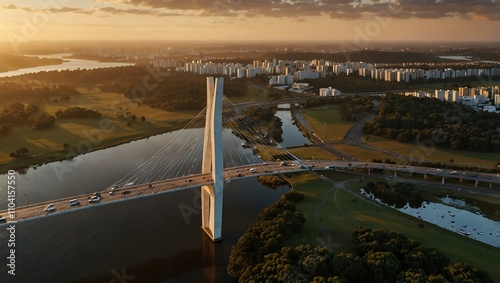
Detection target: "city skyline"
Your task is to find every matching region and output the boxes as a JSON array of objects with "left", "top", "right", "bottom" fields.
[{"left": 0, "top": 0, "right": 499, "bottom": 45}]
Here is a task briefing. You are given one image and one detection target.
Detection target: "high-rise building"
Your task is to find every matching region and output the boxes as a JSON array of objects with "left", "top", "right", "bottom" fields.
[{"left": 494, "top": 94, "right": 500, "bottom": 107}]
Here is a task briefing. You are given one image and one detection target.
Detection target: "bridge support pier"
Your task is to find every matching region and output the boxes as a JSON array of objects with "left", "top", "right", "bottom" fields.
[
  {"left": 475, "top": 180, "right": 479, "bottom": 188},
  {"left": 201, "top": 77, "right": 224, "bottom": 242},
  {"left": 441, "top": 176, "right": 445, "bottom": 185},
  {"left": 424, "top": 173, "right": 427, "bottom": 180}
]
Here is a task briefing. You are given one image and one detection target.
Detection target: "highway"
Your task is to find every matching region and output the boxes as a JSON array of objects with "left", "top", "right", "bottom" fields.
[{"left": 1, "top": 160, "right": 498, "bottom": 225}]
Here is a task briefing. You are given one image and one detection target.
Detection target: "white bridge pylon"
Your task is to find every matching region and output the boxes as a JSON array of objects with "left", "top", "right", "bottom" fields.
[{"left": 201, "top": 77, "right": 224, "bottom": 242}]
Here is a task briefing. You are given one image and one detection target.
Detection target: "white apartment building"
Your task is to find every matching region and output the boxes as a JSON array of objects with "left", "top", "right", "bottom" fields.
[{"left": 319, "top": 87, "right": 341, "bottom": 97}]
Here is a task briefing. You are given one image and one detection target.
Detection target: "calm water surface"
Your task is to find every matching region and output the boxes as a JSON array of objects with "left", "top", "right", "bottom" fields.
[
  {"left": 361, "top": 189, "right": 500, "bottom": 247},
  {"left": 0, "top": 117, "right": 305, "bottom": 282},
  {"left": 0, "top": 53, "right": 134, "bottom": 78}
]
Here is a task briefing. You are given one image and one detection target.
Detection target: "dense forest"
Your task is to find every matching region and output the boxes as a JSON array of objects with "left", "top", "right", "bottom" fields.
[
  {"left": 364, "top": 93, "right": 500, "bottom": 152},
  {"left": 227, "top": 192, "right": 493, "bottom": 282},
  {"left": 260, "top": 50, "right": 449, "bottom": 63},
  {"left": 133, "top": 72, "right": 247, "bottom": 111},
  {"left": 0, "top": 81, "right": 80, "bottom": 102},
  {"left": 303, "top": 73, "right": 408, "bottom": 94}
]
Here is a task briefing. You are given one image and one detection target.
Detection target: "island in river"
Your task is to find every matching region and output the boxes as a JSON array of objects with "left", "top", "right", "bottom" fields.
[{"left": 0, "top": 54, "right": 63, "bottom": 72}]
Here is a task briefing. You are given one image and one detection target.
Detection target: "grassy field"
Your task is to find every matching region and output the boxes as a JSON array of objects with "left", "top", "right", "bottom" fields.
[
  {"left": 334, "top": 143, "right": 397, "bottom": 162},
  {"left": 0, "top": 90, "right": 194, "bottom": 173},
  {"left": 301, "top": 106, "right": 359, "bottom": 142},
  {"left": 289, "top": 146, "right": 339, "bottom": 161},
  {"left": 364, "top": 135, "right": 500, "bottom": 168},
  {"left": 229, "top": 83, "right": 311, "bottom": 104},
  {"left": 285, "top": 172, "right": 500, "bottom": 281},
  {"left": 228, "top": 84, "right": 269, "bottom": 104}
]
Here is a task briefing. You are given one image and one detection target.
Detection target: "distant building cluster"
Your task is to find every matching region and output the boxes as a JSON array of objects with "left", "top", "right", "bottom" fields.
[
  {"left": 403, "top": 86, "right": 500, "bottom": 112},
  {"left": 149, "top": 58, "right": 500, "bottom": 93},
  {"left": 319, "top": 87, "right": 342, "bottom": 97},
  {"left": 165, "top": 59, "right": 373, "bottom": 86},
  {"left": 151, "top": 59, "right": 184, "bottom": 69},
  {"left": 359, "top": 67, "right": 500, "bottom": 82}
]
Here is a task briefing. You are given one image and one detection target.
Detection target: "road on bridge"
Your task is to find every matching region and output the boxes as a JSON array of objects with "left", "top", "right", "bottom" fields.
[{"left": 1, "top": 161, "right": 498, "bottom": 226}]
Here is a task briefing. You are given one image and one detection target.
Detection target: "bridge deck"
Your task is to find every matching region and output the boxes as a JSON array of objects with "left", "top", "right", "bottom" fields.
[{"left": 0, "top": 161, "right": 498, "bottom": 225}]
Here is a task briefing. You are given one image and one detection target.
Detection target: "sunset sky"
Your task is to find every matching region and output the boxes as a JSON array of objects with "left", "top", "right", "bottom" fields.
[{"left": 0, "top": 0, "right": 499, "bottom": 44}]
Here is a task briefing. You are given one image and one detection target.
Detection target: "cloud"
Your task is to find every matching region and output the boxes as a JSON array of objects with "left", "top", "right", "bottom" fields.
[
  {"left": 0, "top": 4, "right": 185, "bottom": 17},
  {"left": 2, "top": 0, "right": 499, "bottom": 20},
  {"left": 99, "top": 0, "right": 500, "bottom": 20}
]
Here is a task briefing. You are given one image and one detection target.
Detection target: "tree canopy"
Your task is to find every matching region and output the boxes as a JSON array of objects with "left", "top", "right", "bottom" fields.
[
  {"left": 228, "top": 195, "right": 494, "bottom": 283},
  {"left": 364, "top": 93, "right": 500, "bottom": 152}
]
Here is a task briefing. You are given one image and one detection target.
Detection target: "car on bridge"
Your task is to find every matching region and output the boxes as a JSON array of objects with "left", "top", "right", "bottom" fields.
[
  {"left": 0, "top": 216, "right": 6, "bottom": 223},
  {"left": 89, "top": 196, "right": 101, "bottom": 203},
  {"left": 44, "top": 204, "right": 55, "bottom": 212},
  {"left": 249, "top": 168, "right": 257, "bottom": 173},
  {"left": 69, "top": 199, "right": 80, "bottom": 206}
]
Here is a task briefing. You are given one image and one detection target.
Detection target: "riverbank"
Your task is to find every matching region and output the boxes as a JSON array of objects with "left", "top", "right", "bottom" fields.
[
  {"left": 0, "top": 121, "right": 189, "bottom": 174},
  {"left": 284, "top": 171, "right": 500, "bottom": 281},
  {"left": 0, "top": 54, "right": 63, "bottom": 72}
]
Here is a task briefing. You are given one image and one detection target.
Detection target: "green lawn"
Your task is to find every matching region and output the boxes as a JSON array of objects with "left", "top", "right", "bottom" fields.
[
  {"left": 0, "top": 90, "right": 194, "bottom": 173},
  {"left": 334, "top": 143, "right": 397, "bottom": 162},
  {"left": 301, "top": 106, "right": 360, "bottom": 142},
  {"left": 364, "top": 135, "right": 500, "bottom": 168},
  {"left": 289, "top": 146, "right": 339, "bottom": 161},
  {"left": 285, "top": 172, "right": 500, "bottom": 281},
  {"left": 227, "top": 84, "right": 270, "bottom": 104}
]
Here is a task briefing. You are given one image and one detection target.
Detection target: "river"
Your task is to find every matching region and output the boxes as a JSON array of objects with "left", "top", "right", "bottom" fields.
[
  {"left": 0, "top": 53, "right": 135, "bottom": 78},
  {"left": 0, "top": 107, "right": 308, "bottom": 282},
  {"left": 361, "top": 189, "right": 500, "bottom": 248}
]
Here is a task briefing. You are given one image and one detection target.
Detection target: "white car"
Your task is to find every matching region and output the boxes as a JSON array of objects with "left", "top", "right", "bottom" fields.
[
  {"left": 44, "top": 204, "right": 55, "bottom": 212},
  {"left": 249, "top": 168, "right": 257, "bottom": 173},
  {"left": 89, "top": 196, "right": 101, "bottom": 203},
  {"left": 69, "top": 199, "right": 80, "bottom": 206}
]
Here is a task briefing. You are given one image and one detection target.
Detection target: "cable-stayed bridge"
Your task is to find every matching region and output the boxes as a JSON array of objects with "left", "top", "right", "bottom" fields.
[
  {"left": 1, "top": 77, "right": 499, "bottom": 242},
  {"left": 1, "top": 77, "right": 310, "bottom": 242}
]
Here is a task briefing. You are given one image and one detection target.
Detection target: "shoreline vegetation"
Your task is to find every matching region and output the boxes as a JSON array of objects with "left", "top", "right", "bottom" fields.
[
  {"left": 0, "top": 54, "right": 63, "bottom": 72},
  {"left": 227, "top": 183, "right": 496, "bottom": 282},
  {"left": 0, "top": 121, "right": 189, "bottom": 174}
]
